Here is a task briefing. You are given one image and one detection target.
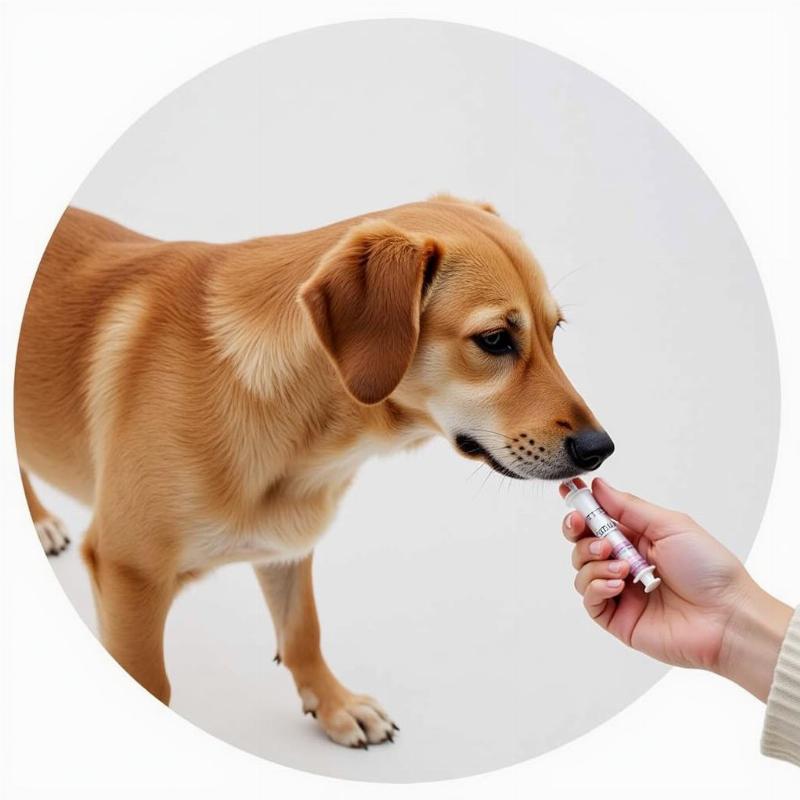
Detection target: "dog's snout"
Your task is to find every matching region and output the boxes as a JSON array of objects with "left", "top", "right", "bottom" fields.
[{"left": 565, "top": 429, "right": 615, "bottom": 472}]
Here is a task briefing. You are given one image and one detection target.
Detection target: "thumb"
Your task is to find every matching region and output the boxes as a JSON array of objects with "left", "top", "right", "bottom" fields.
[{"left": 592, "top": 478, "right": 676, "bottom": 541}]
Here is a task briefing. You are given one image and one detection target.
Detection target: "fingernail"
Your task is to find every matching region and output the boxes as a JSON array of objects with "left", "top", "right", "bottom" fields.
[
  {"left": 606, "top": 579, "right": 623, "bottom": 588},
  {"left": 608, "top": 561, "right": 622, "bottom": 573},
  {"left": 589, "top": 540, "right": 604, "bottom": 555},
  {"left": 564, "top": 514, "right": 573, "bottom": 531}
]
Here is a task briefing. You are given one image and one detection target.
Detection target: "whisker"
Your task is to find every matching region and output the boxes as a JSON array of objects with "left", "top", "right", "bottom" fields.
[
  {"left": 477, "top": 468, "right": 494, "bottom": 496},
  {"left": 470, "top": 428, "right": 513, "bottom": 441},
  {"left": 550, "top": 265, "right": 589, "bottom": 293},
  {"left": 466, "top": 462, "right": 485, "bottom": 482}
]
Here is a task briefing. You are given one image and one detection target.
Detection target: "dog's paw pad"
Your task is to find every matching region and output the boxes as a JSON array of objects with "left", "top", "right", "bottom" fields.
[
  {"left": 35, "top": 516, "right": 70, "bottom": 556},
  {"left": 302, "top": 690, "right": 398, "bottom": 747}
]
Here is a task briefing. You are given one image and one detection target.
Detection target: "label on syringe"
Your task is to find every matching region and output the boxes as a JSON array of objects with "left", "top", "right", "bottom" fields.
[
  {"left": 607, "top": 532, "right": 648, "bottom": 573},
  {"left": 586, "top": 509, "right": 649, "bottom": 576},
  {"left": 586, "top": 508, "right": 617, "bottom": 537}
]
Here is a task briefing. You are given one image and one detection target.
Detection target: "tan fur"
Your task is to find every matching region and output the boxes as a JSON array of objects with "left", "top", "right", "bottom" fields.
[{"left": 15, "top": 196, "right": 605, "bottom": 747}]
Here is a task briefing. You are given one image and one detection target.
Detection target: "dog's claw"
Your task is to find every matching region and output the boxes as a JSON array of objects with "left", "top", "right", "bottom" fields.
[
  {"left": 391, "top": 722, "right": 400, "bottom": 731},
  {"left": 273, "top": 653, "right": 281, "bottom": 665},
  {"left": 386, "top": 732, "right": 394, "bottom": 743}
]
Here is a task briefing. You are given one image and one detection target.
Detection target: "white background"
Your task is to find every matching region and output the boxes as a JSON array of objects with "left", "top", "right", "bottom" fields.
[{"left": 1, "top": 0, "right": 798, "bottom": 796}]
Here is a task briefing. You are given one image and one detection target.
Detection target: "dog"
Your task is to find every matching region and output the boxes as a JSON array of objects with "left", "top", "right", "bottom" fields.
[{"left": 15, "top": 195, "right": 614, "bottom": 748}]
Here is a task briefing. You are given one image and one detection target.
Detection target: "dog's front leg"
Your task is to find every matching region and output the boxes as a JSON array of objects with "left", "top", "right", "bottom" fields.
[
  {"left": 254, "top": 553, "right": 398, "bottom": 748},
  {"left": 81, "top": 519, "right": 175, "bottom": 704}
]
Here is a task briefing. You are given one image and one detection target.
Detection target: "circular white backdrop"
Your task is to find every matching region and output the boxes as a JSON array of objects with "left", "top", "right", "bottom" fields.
[{"left": 36, "top": 19, "right": 778, "bottom": 783}]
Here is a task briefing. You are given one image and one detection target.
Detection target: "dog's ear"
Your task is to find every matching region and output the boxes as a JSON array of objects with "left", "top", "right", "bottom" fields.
[{"left": 299, "top": 219, "right": 442, "bottom": 405}]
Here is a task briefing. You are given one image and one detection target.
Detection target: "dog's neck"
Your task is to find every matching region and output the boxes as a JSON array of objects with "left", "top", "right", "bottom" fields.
[
  {"left": 204, "top": 241, "right": 437, "bottom": 455},
  {"left": 206, "top": 243, "right": 321, "bottom": 400}
]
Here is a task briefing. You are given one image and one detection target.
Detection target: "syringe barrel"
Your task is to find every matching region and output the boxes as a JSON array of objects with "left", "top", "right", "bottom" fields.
[{"left": 564, "top": 485, "right": 653, "bottom": 586}]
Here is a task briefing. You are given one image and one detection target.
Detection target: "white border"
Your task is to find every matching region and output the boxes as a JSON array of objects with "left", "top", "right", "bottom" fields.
[{"left": 2, "top": 2, "right": 799, "bottom": 796}]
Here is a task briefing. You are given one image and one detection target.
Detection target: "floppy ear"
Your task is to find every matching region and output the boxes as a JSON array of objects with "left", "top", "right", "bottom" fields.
[{"left": 299, "top": 219, "right": 442, "bottom": 405}]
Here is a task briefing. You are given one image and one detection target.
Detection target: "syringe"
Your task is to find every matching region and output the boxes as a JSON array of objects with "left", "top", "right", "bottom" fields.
[{"left": 561, "top": 480, "right": 661, "bottom": 593}]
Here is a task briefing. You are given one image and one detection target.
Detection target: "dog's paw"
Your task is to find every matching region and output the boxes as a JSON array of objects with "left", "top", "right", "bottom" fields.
[
  {"left": 300, "top": 687, "right": 398, "bottom": 748},
  {"left": 35, "top": 515, "right": 70, "bottom": 556}
]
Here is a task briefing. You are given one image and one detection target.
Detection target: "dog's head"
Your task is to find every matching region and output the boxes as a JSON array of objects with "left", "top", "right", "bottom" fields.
[{"left": 299, "top": 197, "right": 613, "bottom": 480}]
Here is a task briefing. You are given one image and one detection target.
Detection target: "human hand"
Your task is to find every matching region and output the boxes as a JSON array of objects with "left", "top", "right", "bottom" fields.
[{"left": 563, "top": 477, "right": 792, "bottom": 701}]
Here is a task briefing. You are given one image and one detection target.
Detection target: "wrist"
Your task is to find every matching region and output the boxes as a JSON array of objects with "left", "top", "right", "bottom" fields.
[{"left": 717, "top": 582, "right": 793, "bottom": 702}]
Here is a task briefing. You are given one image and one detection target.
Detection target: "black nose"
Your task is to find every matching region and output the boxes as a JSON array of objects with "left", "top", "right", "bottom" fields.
[{"left": 566, "top": 430, "right": 615, "bottom": 471}]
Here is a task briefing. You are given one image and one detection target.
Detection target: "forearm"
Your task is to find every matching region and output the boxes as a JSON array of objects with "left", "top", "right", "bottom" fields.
[{"left": 717, "top": 584, "right": 793, "bottom": 702}]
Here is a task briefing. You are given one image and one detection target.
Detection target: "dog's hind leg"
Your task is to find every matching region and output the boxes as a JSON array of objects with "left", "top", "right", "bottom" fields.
[
  {"left": 20, "top": 467, "right": 70, "bottom": 556},
  {"left": 254, "top": 553, "right": 398, "bottom": 748}
]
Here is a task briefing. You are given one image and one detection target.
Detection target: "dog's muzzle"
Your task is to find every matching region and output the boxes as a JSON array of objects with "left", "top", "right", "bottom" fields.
[{"left": 454, "top": 433, "right": 527, "bottom": 480}]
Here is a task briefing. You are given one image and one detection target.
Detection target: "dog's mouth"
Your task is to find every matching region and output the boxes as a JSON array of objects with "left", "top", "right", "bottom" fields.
[{"left": 454, "top": 433, "right": 528, "bottom": 480}]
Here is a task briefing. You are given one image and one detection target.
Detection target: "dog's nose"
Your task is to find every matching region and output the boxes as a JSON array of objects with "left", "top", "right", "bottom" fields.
[{"left": 565, "top": 429, "right": 615, "bottom": 471}]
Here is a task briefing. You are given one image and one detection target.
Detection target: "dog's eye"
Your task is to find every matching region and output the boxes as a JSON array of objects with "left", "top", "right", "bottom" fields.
[{"left": 474, "top": 329, "right": 515, "bottom": 355}]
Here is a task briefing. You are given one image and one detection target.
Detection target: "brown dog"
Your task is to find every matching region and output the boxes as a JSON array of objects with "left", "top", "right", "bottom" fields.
[{"left": 15, "top": 195, "right": 613, "bottom": 747}]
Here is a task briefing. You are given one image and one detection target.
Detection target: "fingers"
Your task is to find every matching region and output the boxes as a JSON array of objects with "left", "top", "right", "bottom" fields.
[
  {"left": 583, "top": 577, "right": 627, "bottom": 622},
  {"left": 592, "top": 478, "right": 675, "bottom": 540},
  {"left": 574, "top": 558, "right": 630, "bottom": 595},
  {"left": 561, "top": 481, "right": 651, "bottom": 636},
  {"left": 562, "top": 510, "right": 586, "bottom": 542},
  {"left": 571, "top": 535, "right": 612, "bottom": 568}
]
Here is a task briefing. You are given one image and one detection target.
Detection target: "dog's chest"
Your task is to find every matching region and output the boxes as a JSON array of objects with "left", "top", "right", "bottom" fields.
[
  {"left": 177, "top": 436, "right": 400, "bottom": 573},
  {"left": 179, "top": 494, "right": 337, "bottom": 573}
]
